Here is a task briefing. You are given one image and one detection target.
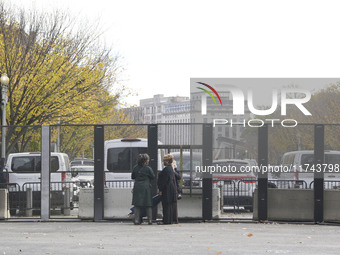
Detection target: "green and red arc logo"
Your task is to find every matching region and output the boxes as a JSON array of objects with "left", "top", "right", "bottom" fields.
[{"left": 196, "top": 82, "right": 223, "bottom": 106}]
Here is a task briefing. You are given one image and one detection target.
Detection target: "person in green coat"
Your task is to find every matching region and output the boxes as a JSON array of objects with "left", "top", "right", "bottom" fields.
[{"left": 131, "top": 153, "right": 155, "bottom": 225}]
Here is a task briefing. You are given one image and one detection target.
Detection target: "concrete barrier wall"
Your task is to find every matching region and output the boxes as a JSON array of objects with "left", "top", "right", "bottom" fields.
[
  {"left": 79, "top": 188, "right": 133, "bottom": 219},
  {"left": 324, "top": 190, "right": 340, "bottom": 221},
  {"left": 0, "top": 189, "right": 10, "bottom": 219},
  {"left": 253, "top": 189, "right": 314, "bottom": 221},
  {"left": 178, "top": 188, "right": 221, "bottom": 219},
  {"left": 253, "top": 189, "right": 340, "bottom": 222},
  {"left": 79, "top": 187, "right": 221, "bottom": 219}
]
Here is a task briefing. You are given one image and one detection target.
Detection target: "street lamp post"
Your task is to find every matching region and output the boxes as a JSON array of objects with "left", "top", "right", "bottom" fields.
[{"left": 1, "top": 73, "right": 9, "bottom": 162}]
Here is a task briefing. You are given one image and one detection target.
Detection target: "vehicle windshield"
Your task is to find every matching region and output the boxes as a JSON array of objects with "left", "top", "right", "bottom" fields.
[
  {"left": 173, "top": 155, "right": 201, "bottom": 173},
  {"left": 71, "top": 167, "right": 94, "bottom": 177},
  {"left": 70, "top": 160, "right": 94, "bottom": 167},
  {"left": 107, "top": 147, "right": 148, "bottom": 173},
  {"left": 78, "top": 168, "right": 94, "bottom": 176}
]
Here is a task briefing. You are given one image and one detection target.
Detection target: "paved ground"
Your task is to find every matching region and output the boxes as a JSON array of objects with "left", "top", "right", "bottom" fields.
[{"left": 0, "top": 221, "right": 340, "bottom": 254}]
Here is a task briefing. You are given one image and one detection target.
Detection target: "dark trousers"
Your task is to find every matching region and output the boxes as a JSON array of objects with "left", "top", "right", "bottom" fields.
[
  {"left": 173, "top": 202, "right": 178, "bottom": 224},
  {"left": 162, "top": 200, "right": 176, "bottom": 224},
  {"left": 134, "top": 206, "right": 152, "bottom": 225}
]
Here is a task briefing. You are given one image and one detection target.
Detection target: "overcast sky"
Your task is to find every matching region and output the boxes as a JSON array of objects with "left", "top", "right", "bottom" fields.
[{"left": 5, "top": 0, "right": 340, "bottom": 106}]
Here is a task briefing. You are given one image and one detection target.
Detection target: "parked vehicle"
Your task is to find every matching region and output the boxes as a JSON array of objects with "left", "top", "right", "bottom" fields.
[
  {"left": 104, "top": 138, "right": 163, "bottom": 187},
  {"left": 71, "top": 165, "right": 94, "bottom": 201},
  {"left": 172, "top": 151, "right": 202, "bottom": 188},
  {"left": 280, "top": 150, "right": 340, "bottom": 189},
  {"left": 71, "top": 165, "right": 94, "bottom": 187},
  {"left": 4, "top": 152, "right": 73, "bottom": 214},
  {"left": 70, "top": 158, "right": 94, "bottom": 167},
  {"left": 212, "top": 159, "right": 256, "bottom": 211}
]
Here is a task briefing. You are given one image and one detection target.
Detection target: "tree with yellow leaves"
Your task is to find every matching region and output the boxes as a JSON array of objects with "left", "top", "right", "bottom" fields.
[{"left": 0, "top": 2, "right": 129, "bottom": 155}]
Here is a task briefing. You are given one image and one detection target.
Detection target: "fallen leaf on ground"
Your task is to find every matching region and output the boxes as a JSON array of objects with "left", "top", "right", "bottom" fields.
[{"left": 244, "top": 232, "right": 253, "bottom": 237}]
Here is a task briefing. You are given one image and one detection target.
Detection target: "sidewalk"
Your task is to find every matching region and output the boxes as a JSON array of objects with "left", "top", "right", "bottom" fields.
[{"left": 0, "top": 221, "right": 339, "bottom": 254}]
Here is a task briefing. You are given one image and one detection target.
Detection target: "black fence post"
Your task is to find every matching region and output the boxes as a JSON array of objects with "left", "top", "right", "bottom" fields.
[
  {"left": 202, "top": 123, "right": 213, "bottom": 221},
  {"left": 314, "top": 124, "right": 324, "bottom": 223},
  {"left": 148, "top": 124, "right": 158, "bottom": 220},
  {"left": 258, "top": 125, "right": 268, "bottom": 221},
  {"left": 94, "top": 125, "right": 104, "bottom": 221}
]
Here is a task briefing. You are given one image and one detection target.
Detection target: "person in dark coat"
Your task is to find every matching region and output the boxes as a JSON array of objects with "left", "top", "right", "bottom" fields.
[
  {"left": 131, "top": 154, "right": 155, "bottom": 225},
  {"left": 157, "top": 154, "right": 177, "bottom": 224},
  {"left": 172, "top": 160, "right": 181, "bottom": 224}
]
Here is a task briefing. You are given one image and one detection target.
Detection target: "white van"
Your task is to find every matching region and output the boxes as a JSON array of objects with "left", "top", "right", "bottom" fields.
[
  {"left": 281, "top": 150, "right": 340, "bottom": 188},
  {"left": 104, "top": 138, "right": 163, "bottom": 187},
  {"left": 5, "top": 152, "right": 73, "bottom": 214},
  {"left": 6, "top": 152, "right": 71, "bottom": 187}
]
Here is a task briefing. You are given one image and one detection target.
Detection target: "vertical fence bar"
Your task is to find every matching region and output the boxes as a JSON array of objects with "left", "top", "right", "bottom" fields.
[
  {"left": 26, "top": 187, "right": 33, "bottom": 217},
  {"left": 94, "top": 125, "right": 104, "bottom": 221},
  {"left": 202, "top": 123, "right": 213, "bottom": 221},
  {"left": 63, "top": 187, "right": 71, "bottom": 216},
  {"left": 41, "top": 125, "right": 50, "bottom": 220},
  {"left": 314, "top": 124, "right": 324, "bottom": 223},
  {"left": 148, "top": 124, "right": 158, "bottom": 220},
  {"left": 258, "top": 125, "right": 268, "bottom": 221}
]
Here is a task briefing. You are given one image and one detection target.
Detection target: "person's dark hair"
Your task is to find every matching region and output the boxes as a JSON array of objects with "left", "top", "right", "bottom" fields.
[{"left": 137, "top": 153, "right": 150, "bottom": 166}]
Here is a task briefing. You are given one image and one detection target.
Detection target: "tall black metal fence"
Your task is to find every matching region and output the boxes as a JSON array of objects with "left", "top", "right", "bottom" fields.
[{"left": 0, "top": 123, "right": 340, "bottom": 223}]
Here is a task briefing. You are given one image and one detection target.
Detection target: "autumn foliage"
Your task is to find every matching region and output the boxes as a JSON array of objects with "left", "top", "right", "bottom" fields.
[{"left": 0, "top": 2, "right": 143, "bottom": 157}]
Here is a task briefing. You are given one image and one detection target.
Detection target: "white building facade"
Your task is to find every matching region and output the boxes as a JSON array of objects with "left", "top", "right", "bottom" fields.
[
  {"left": 124, "top": 91, "right": 251, "bottom": 159},
  {"left": 124, "top": 94, "right": 191, "bottom": 146}
]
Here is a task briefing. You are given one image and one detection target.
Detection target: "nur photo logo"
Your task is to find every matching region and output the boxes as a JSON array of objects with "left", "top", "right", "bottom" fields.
[
  {"left": 196, "top": 82, "right": 222, "bottom": 115},
  {"left": 195, "top": 80, "right": 312, "bottom": 128}
]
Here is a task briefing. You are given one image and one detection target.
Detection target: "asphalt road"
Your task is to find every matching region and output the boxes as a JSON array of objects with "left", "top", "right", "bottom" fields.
[{"left": 0, "top": 221, "right": 339, "bottom": 255}]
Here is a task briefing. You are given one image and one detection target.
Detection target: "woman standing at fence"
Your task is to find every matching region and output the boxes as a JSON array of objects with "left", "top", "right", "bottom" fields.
[
  {"left": 172, "top": 159, "right": 181, "bottom": 224},
  {"left": 158, "top": 154, "right": 177, "bottom": 224},
  {"left": 131, "top": 154, "right": 155, "bottom": 225}
]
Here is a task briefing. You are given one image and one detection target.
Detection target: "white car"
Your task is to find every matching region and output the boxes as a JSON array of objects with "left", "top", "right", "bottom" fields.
[
  {"left": 172, "top": 151, "right": 202, "bottom": 188},
  {"left": 70, "top": 159, "right": 94, "bottom": 167},
  {"left": 71, "top": 165, "right": 94, "bottom": 188},
  {"left": 212, "top": 159, "right": 256, "bottom": 211},
  {"left": 71, "top": 165, "right": 94, "bottom": 201}
]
